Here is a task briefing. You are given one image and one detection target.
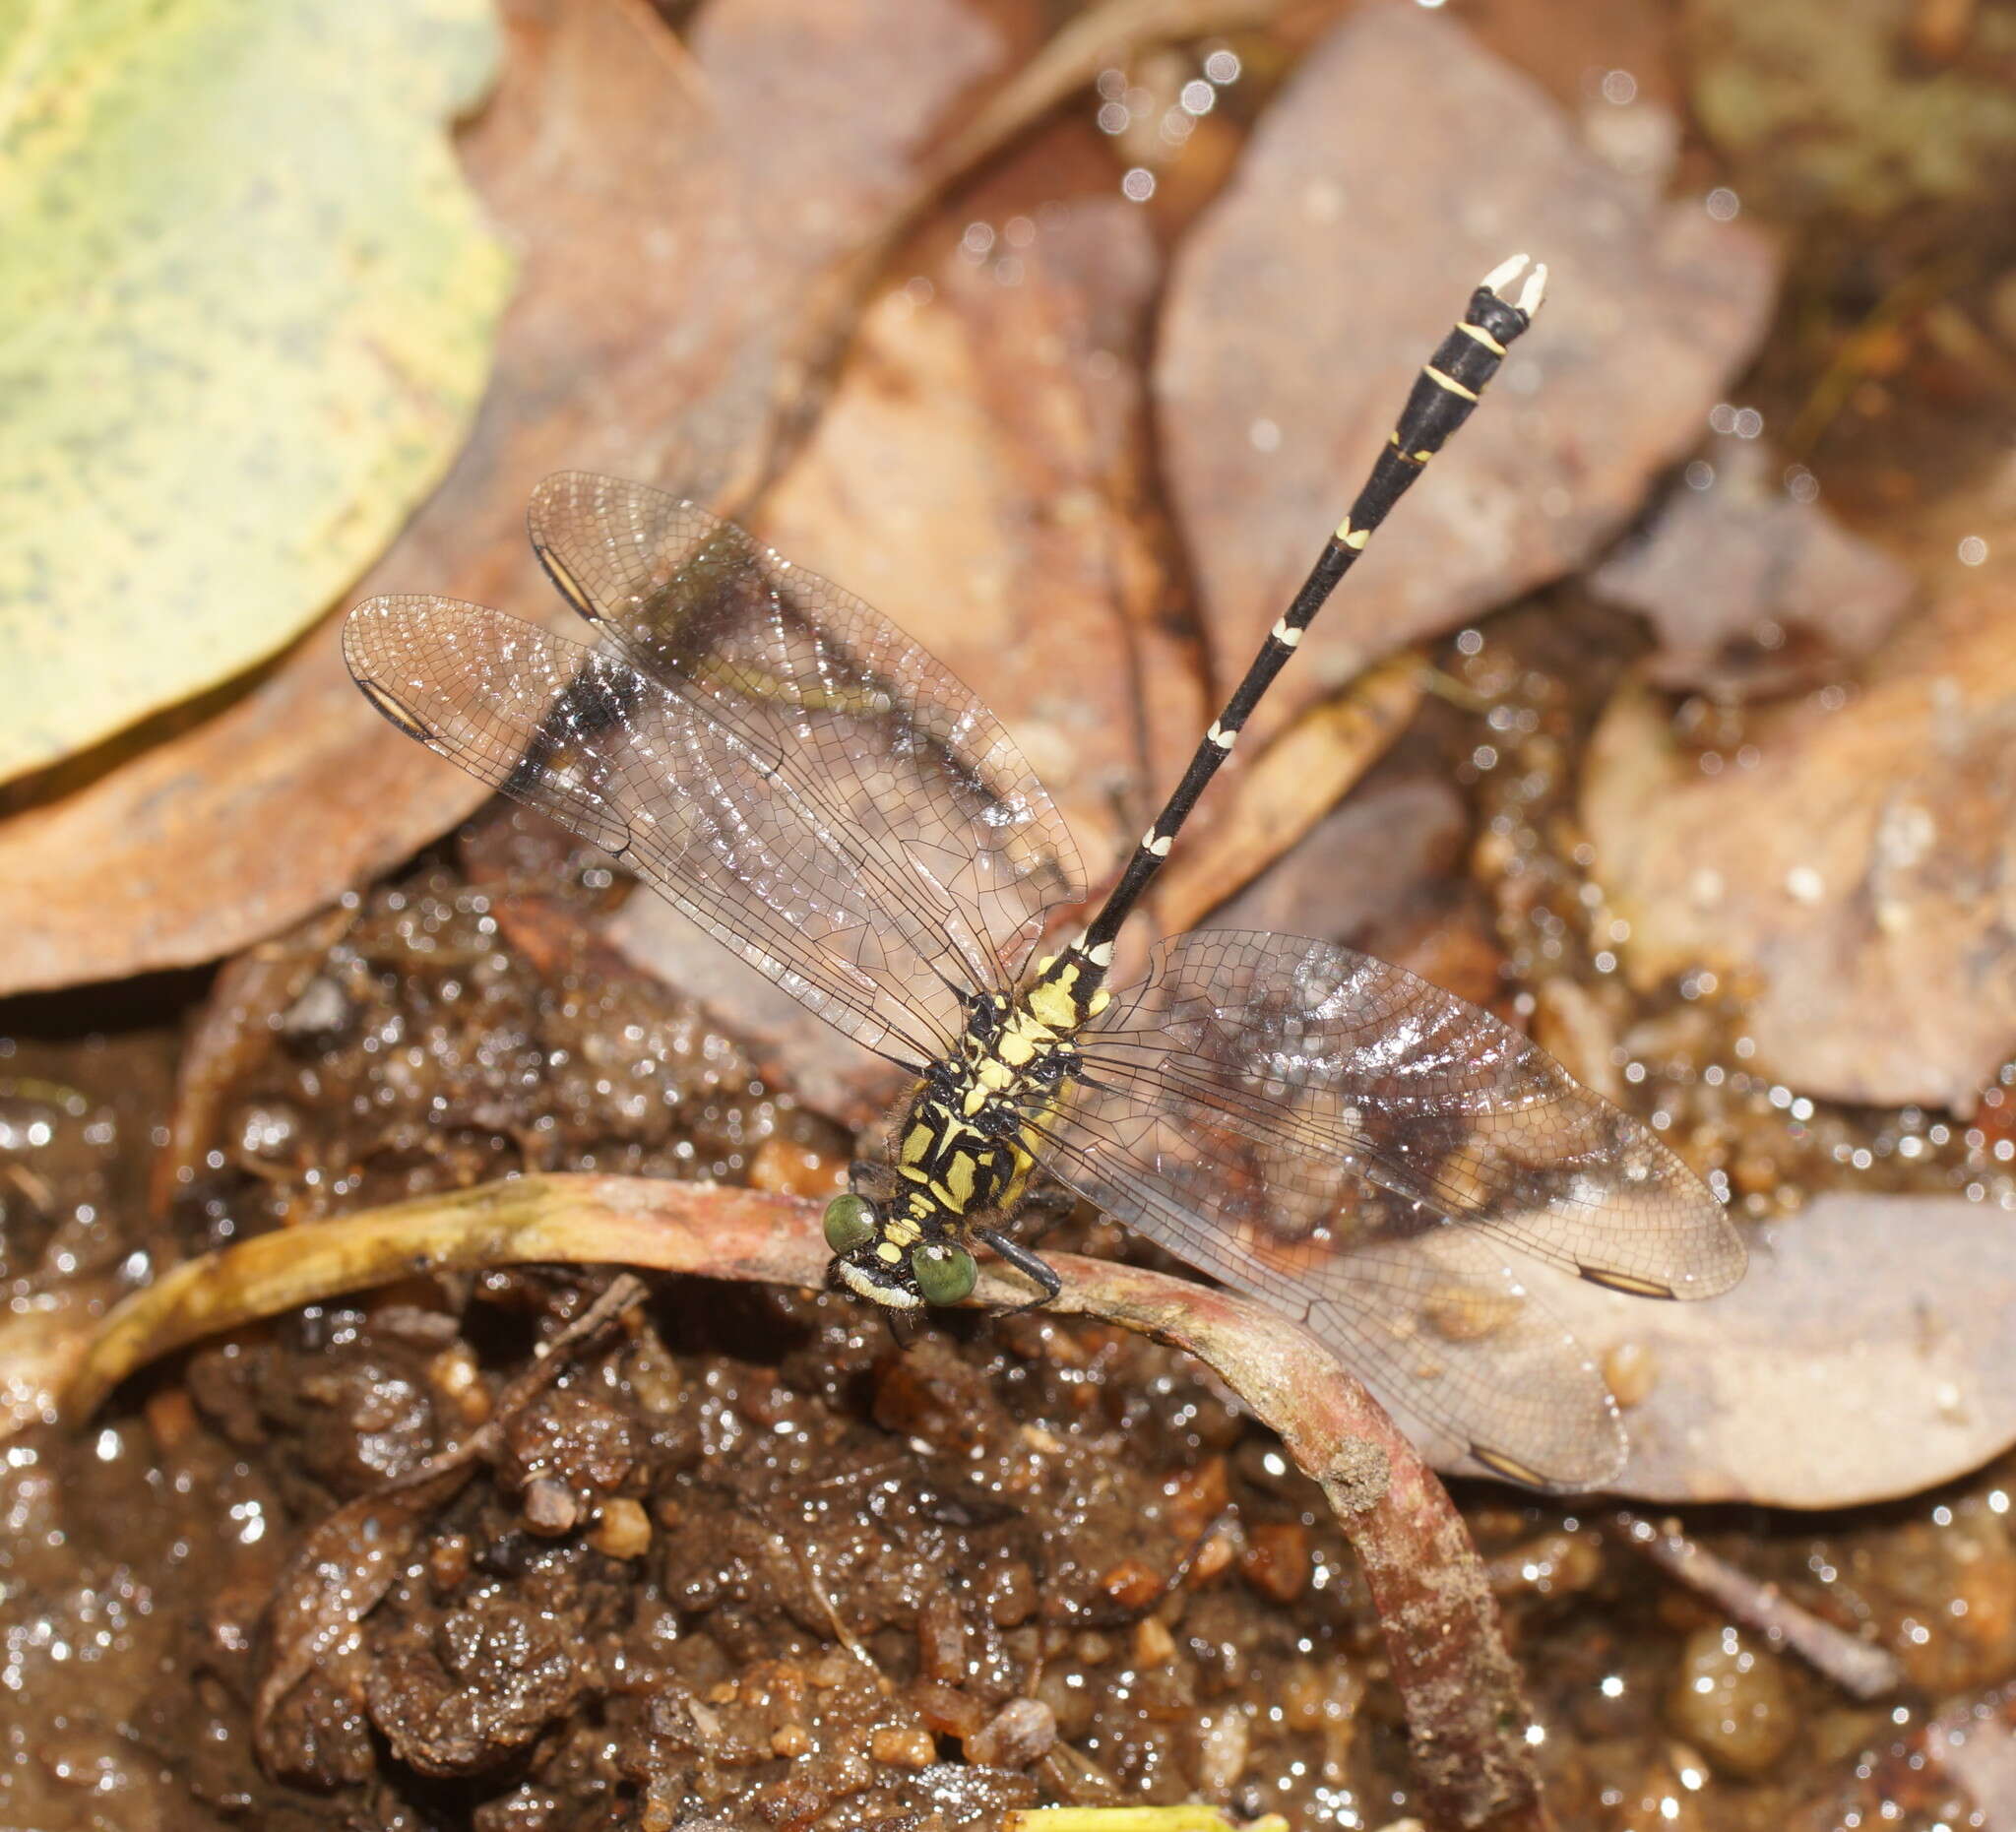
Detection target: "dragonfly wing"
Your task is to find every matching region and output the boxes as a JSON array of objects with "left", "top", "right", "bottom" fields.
[
  {"left": 1027, "top": 1091, "right": 1626, "bottom": 1487},
  {"left": 346, "top": 597, "right": 987, "bottom": 1067},
  {"left": 1038, "top": 930, "right": 1745, "bottom": 1486},
  {"left": 525, "top": 473, "right": 1085, "bottom": 1008}
]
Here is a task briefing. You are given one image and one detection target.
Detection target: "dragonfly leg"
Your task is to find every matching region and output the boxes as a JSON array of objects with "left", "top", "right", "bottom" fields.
[
  {"left": 975, "top": 1226, "right": 1063, "bottom": 1311},
  {"left": 1009, "top": 1180, "right": 1079, "bottom": 1238}
]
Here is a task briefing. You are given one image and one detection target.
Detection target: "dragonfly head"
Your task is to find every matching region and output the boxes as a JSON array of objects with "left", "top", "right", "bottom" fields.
[{"left": 822, "top": 1192, "right": 977, "bottom": 1310}]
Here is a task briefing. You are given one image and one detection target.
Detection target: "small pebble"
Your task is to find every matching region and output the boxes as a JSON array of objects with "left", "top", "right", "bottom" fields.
[
  {"left": 1100, "top": 1557, "right": 1163, "bottom": 1610},
  {"left": 748, "top": 1135, "right": 846, "bottom": 1197},
  {"left": 869, "top": 1725, "right": 937, "bottom": 1770},
  {"left": 1666, "top": 1625, "right": 1796, "bottom": 1777},
  {"left": 1241, "top": 1521, "right": 1310, "bottom": 1603},
  {"left": 1134, "top": 1615, "right": 1176, "bottom": 1667},
  {"left": 1191, "top": 1529, "right": 1236, "bottom": 1584},
  {"left": 965, "top": 1697, "right": 1056, "bottom": 1769},
  {"left": 590, "top": 1496, "right": 652, "bottom": 1559},
  {"left": 427, "top": 1532, "right": 472, "bottom": 1590},
  {"left": 912, "top": 1680, "right": 983, "bottom": 1739},
  {"left": 523, "top": 1477, "right": 579, "bottom": 1536},
  {"left": 1195, "top": 1706, "right": 1251, "bottom": 1796}
]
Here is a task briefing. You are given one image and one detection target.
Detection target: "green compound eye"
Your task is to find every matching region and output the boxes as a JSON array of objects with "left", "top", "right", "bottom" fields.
[
  {"left": 912, "top": 1243, "right": 977, "bottom": 1305},
  {"left": 823, "top": 1193, "right": 878, "bottom": 1254}
]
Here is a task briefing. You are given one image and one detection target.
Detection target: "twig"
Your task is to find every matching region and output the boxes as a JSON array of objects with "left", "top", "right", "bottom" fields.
[
  {"left": 919, "top": 0, "right": 1285, "bottom": 196},
  {"left": 1615, "top": 1510, "right": 1902, "bottom": 1702}
]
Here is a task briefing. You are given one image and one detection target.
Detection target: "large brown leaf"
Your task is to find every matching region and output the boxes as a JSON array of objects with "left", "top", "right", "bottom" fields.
[
  {"left": 1590, "top": 434, "right": 1918, "bottom": 698},
  {"left": 1156, "top": 2, "right": 1779, "bottom": 748},
  {"left": 609, "top": 176, "right": 1209, "bottom": 1115},
  {"left": 0, "top": 0, "right": 1007, "bottom": 996},
  {"left": 1547, "top": 1191, "right": 2016, "bottom": 1507},
  {"left": 1583, "top": 527, "right": 2016, "bottom": 1112},
  {"left": 752, "top": 193, "right": 1199, "bottom": 877}
]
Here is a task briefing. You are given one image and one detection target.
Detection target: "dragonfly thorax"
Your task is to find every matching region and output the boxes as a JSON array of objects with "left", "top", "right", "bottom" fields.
[{"left": 821, "top": 953, "right": 1108, "bottom": 1311}]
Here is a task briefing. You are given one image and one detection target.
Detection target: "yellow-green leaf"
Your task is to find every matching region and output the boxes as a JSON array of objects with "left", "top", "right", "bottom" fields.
[{"left": 0, "top": 0, "right": 513, "bottom": 782}]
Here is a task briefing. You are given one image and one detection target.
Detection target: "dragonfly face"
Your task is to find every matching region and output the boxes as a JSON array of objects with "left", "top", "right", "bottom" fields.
[
  {"left": 342, "top": 259, "right": 1748, "bottom": 1491},
  {"left": 821, "top": 1191, "right": 975, "bottom": 1309}
]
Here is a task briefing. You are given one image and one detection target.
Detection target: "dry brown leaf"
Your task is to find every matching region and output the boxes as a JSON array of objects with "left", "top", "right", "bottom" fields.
[
  {"left": 611, "top": 183, "right": 1211, "bottom": 1106},
  {"left": 1583, "top": 531, "right": 2016, "bottom": 1111},
  {"left": 1157, "top": 2, "right": 1779, "bottom": 747},
  {"left": 1207, "top": 765, "right": 1467, "bottom": 940},
  {"left": 1149, "top": 652, "right": 1423, "bottom": 934},
  {"left": 0, "top": 0, "right": 1010, "bottom": 997},
  {"left": 1590, "top": 434, "right": 1919, "bottom": 698},
  {"left": 1546, "top": 1191, "right": 2016, "bottom": 1506},
  {"left": 756, "top": 192, "right": 1202, "bottom": 882}
]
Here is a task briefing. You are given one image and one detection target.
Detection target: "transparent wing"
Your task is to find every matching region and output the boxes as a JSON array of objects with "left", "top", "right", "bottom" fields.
[
  {"left": 346, "top": 597, "right": 1010, "bottom": 1067},
  {"left": 525, "top": 473, "right": 1084, "bottom": 1007},
  {"left": 1037, "top": 930, "right": 1746, "bottom": 1487}
]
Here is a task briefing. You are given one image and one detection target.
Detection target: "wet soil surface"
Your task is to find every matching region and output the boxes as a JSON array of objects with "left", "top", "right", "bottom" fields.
[
  {"left": 7, "top": 1, "right": 2016, "bottom": 1821},
  {"left": 2, "top": 853, "right": 2013, "bottom": 1832}
]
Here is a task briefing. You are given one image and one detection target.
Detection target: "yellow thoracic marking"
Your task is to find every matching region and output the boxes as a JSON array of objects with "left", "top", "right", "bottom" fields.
[
  {"left": 1424, "top": 364, "right": 1479, "bottom": 402},
  {"left": 1087, "top": 987, "right": 1111, "bottom": 1018},
  {"left": 901, "top": 1121, "right": 933, "bottom": 1165},
  {"left": 977, "top": 1058, "right": 1014, "bottom": 1092},
  {"left": 962, "top": 1084, "right": 987, "bottom": 1117},
  {"left": 898, "top": 1164, "right": 931, "bottom": 1184},
  {"left": 926, "top": 1100, "right": 981, "bottom": 1146},
  {"left": 1025, "top": 971, "right": 1081, "bottom": 1033},
  {"left": 999, "top": 1132, "right": 1039, "bottom": 1210},
  {"left": 929, "top": 1179, "right": 961, "bottom": 1209},
  {"left": 998, "top": 1029, "right": 1037, "bottom": 1068},
  {"left": 943, "top": 1153, "right": 976, "bottom": 1208}
]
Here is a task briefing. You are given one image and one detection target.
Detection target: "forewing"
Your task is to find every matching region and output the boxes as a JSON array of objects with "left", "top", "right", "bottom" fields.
[
  {"left": 346, "top": 596, "right": 981, "bottom": 1066},
  {"left": 1040, "top": 930, "right": 1745, "bottom": 1487},
  {"left": 525, "top": 473, "right": 1085, "bottom": 1003}
]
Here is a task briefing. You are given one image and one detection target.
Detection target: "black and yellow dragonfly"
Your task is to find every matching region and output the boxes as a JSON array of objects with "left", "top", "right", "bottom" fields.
[{"left": 344, "top": 257, "right": 1743, "bottom": 1489}]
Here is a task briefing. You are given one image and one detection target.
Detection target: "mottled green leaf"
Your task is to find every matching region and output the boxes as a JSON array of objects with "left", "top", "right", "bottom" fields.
[{"left": 0, "top": 0, "right": 512, "bottom": 781}]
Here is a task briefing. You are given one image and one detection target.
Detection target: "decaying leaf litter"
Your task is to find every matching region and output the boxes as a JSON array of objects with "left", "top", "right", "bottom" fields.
[{"left": 4, "top": 0, "right": 2016, "bottom": 1827}]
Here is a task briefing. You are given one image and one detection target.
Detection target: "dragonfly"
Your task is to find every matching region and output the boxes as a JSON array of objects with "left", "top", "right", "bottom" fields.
[{"left": 345, "top": 256, "right": 1744, "bottom": 1490}]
